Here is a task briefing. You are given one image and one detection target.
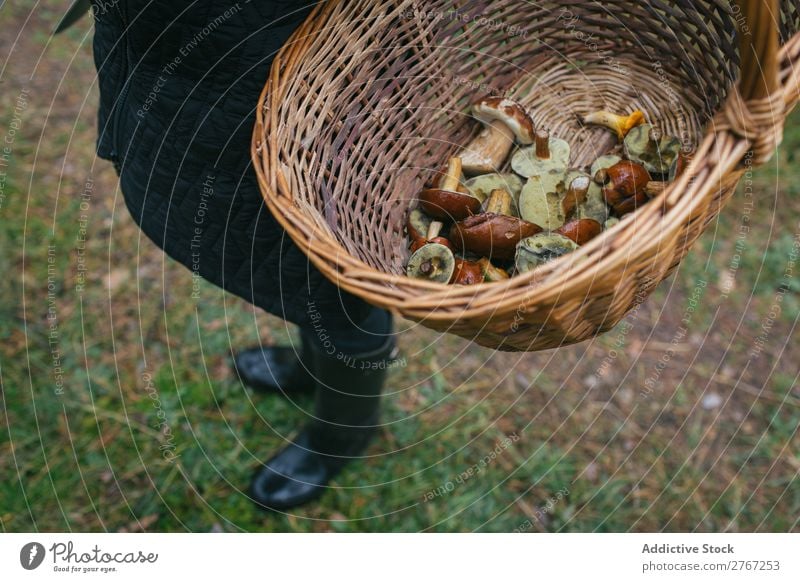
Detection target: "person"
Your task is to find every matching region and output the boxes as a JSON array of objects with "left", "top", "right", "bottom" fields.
[{"left": 87, "top": 0, "right": 396, "bottom": 510}]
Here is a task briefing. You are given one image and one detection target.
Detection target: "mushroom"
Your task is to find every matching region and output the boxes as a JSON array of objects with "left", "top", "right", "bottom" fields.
[
  {"left": 406, "top": 208, "right": 433, "bottom": 247},
  {"left": 596, "top": 160, "right": 651, "bottom": 216},
  {"left": 578, "top": 110, "right": 646, "bottom": 140},
  {"left": 482, "top": 188, "right": 516, "bottom": 217},
  {"left": 511, "top": 129, "right": 570, "bottom": 178},
  {"left": 465, "top": 173, "right": 524, "bottom": 204},
  {"left": 515, "top": 233, "right": 578, "bottom": 273},
  {"left": 518, "top": 171, "right": 567, "bottom": 230},
  {"left": 556, "top": 218, "right": 603, "bottom": 245},
  {"left": 419, "top": 157, "right": 481, "bottom": 220},
  {"left": 624, "top": 124, "right": 681, "bottom": 177},
  {"left": 406, "top": 242, "right": 455, "bottom": 283},
  {"left": 426, "top": 163, "right": 470, "bottom": 193},
  {"left": 478, "top": 257, "right": 510, "bottom": 282},
  {"left": 409, "top": 220, "right": 454, "bottom": 253},
  {"left": 561, "top": 175, "right": 591, "bottom": 220},
  {"left": 450, "top": 213, "right": 542, "bottom": 261},
  {"left": 568, "top": 168, "right": 609, "bottom": 224},
  {"left": 460, "top": 97, "right": 536, "bottom": 176},
  {"left": 451, "top": 258, "right": 484, "bottom": 285}
]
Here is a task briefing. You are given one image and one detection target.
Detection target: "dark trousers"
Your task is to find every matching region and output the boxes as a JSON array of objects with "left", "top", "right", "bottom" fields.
[{"left": 300, "top": 303, "right": 393, "bottom": 356}]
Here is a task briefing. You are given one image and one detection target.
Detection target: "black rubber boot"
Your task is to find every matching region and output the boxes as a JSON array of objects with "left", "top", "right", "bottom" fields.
[
  {"left": 249, "top": 335, "right": 397, "bottom": 511},
  {"left": 232, "top": 336, "right": 315, "bottom": 396}
]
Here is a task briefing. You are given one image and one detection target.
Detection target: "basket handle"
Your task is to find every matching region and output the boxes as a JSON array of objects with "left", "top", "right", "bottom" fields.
[
  {"left": 722, "top": 0, "right": 784, "bottom": 165},
  {"left": 736, "top": 0, "right": 780, "bottom": 99}
]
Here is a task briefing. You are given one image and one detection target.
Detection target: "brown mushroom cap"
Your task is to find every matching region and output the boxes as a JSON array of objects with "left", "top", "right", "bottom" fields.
[
  {"left": 418, "top": 188, "right": 481, "bottom": 221},
  {"left": 450, "top": 213, "right": 542, "bottom": 261},
  {"left": 599, "top": 160, "right": 651, "bottom": 216},
  {"left": 465, "top": 173, "right": 524, "bottom": 203},
  {"left": 451, "top": 259, "right": 484, "bottom": 285},
  {"left": 671, "top": 144, "right": 696, "bottom": 180},
  {"left": 472, "top": 97, "right": 536, "bottom": 145},
  {"left": 556, "top": 218, "right": 603, "bottom": 245}
]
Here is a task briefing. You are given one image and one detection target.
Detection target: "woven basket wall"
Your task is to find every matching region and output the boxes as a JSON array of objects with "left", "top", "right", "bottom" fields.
[{"left": 254, "top": 0, "right": 800, "bottom": 352}]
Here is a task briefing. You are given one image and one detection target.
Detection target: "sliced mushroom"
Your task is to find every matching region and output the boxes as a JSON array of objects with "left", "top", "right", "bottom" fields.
[
  {"left": 406, "top": 242, "right": 455, "bottom": 283},
  {"left": 578, "top": 110, "right": 645, "bottom": 139},
  {"left": 556, "top": 218, "right": 603, "bottom": 245},
  {"left": 451, "top": 258, "right": 484, "bottom": 285},
  {"left": 518, "top": 171, "right": 567, "bottom": 230},
  {"left": 597, "top": 160, "right": 651, "bottom": 216},
  {"left": 450, "top": 213, "right": 542, "bottom": 261},
  {"left": 465, "top": 173, "right": 523, "bottom": 204},
  {"left": 478, "top": 258, "right": 510, "bottom": 282},
  {"left": 511, "top": 129, "right": 570, "bottom": 178},
  {"left": 624, "top": 124, "right": 681, "bottom": 177},
  {"left": 515, "top": 233, "right": 578, "bottom": 273},
  {"left": 419, "top": 157, "right": 481, "bottom": 220},
  {"left": 461, "top": 97, "right": 536, "bottom": 176}
]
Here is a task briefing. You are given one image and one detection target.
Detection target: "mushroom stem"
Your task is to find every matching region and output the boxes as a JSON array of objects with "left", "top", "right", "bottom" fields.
[
  {"left": 426, "top": 220, "right": 444, "bottom": 240},
  {"left": 441, "top": 157, "right": 463, "bottom": 192},
  {"left": 461, "top": 121, "right": 515, "bottom": 176},
  {"left": 562, "top": 175, "right": 591, "bottom": 219},
  {"left": 478, "top": 258, "right": 510, "bottom": 282},
  {"left": 567, "top": 176, "right": 590, "bottom": 200},
  {"left": 484, "top": 189, "right": 514, "bottom": 215},
  {"left": 535, "top": 129, "right": 551, "bottom": 159}
]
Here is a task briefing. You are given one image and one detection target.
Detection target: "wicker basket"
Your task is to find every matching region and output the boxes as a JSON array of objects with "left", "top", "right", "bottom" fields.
[{"left": 253, "top": 0, "right": 800, "bottom": 352}]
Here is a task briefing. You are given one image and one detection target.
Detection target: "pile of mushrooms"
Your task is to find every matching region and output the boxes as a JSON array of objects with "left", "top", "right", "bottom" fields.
[{"left": 405, "top": 97, "right": 691, "bottom": 284}]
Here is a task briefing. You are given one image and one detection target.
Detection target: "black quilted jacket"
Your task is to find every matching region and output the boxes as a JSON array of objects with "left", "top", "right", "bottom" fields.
[{"left": 92, "top": 0, "right": 371, "bottom": 327}]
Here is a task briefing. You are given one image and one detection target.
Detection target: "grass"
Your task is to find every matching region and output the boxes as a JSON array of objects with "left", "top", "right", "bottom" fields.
[{"left": 1, "top": 3, "right": 798, "bottom": 532}]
